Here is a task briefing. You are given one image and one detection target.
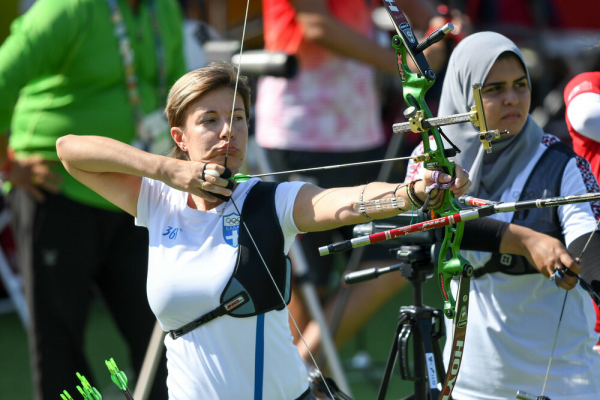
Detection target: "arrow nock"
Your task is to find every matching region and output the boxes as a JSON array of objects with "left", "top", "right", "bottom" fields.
[{"left": 75, "top": 372, "right": 102, "bottom": 400}]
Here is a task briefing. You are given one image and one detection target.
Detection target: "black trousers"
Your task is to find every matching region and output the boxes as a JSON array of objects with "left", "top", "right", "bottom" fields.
[{"left": 8, "top": 189, "right": 168, "bottom": 399}]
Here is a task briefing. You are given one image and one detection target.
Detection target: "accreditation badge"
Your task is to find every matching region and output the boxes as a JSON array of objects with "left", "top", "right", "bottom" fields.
[{"left": 132, "top": 109, "right": 173, "bottom": 155}]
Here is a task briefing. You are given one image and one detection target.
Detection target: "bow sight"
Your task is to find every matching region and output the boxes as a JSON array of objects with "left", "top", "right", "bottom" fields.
[{"left": 394, "top": 84, "right": 510, "bottom": 154}]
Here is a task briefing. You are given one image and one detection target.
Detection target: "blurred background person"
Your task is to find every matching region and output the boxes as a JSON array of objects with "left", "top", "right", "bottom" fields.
[{"left": 0, "top": 0, "right": 186, "bottom": 397}]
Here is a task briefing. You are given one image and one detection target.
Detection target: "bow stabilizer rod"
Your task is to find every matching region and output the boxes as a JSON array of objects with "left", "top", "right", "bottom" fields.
[{"left": 319, "top": 192, "right": 600, "bottom": 255}]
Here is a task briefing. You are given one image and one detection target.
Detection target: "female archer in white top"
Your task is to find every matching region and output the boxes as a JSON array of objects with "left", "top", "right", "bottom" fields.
[{"left": 56, "top": 62, "right": 471, "bottom": 399}]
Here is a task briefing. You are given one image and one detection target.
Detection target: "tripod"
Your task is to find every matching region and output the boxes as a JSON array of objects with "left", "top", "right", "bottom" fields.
[{"left": 347, "top": 245, "right": 445, "bottom": 400}]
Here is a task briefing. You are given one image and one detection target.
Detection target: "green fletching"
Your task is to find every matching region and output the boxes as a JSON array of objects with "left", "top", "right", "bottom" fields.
[
  {"left": 111, "top": 371, "right": 129, "bottom": 391},
  {"left": 62, "top": 390, "right": 74, "bottom": 400},
  {"left": 76, "top": 386, "right": 85, "bottom": 397},
  {"left": 89, "top": 387, "right": 102, "bottom": 400},
  {"left": 230, "top": 173, "right": 252, "bottom": 182},
  {"left": 106, "top": 358, "right": 128, "bottom": 391}
]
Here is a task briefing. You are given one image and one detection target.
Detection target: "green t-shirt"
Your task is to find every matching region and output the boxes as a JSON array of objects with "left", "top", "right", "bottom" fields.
[{"left": 0, "top": 0, "right": 186, "bottom": 210}]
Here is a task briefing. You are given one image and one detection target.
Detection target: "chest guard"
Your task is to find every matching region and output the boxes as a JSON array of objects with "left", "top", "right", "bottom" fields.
[
  {"left": 169, "top": 181, "right": 292, "bottom": 339},
  {"left": 474, "top": 142, "right": 574, "bottom": 278}
]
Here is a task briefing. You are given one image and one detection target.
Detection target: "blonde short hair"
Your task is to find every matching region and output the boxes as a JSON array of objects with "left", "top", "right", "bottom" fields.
[{"left": 165, "top": 62, "right": 251, "bottom": 160}]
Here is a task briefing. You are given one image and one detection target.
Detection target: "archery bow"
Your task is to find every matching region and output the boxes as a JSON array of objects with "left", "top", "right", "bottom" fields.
[{"left": 378, "top": 3, "right": 472, "bottom": 399}]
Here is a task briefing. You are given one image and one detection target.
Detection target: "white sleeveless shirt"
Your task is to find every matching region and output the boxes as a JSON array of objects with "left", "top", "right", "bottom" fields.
[{"left": 135, "top": 177, "right": 309, "bottom": 399}]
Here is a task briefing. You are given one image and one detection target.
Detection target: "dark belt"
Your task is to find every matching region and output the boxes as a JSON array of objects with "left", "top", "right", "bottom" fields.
[{"left": 168, "top": 292, "right": 248, "bottom": 339}]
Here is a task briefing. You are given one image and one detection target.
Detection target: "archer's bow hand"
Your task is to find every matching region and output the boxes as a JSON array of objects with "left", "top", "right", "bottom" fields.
[{"left": 422, "top": 164, "right": 471, "bottom": 200}]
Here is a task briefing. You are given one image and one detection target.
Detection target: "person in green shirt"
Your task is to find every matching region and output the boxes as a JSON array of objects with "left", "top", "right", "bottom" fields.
[{"left": 0, "top": 0, "right": 186, "bottom": 397}]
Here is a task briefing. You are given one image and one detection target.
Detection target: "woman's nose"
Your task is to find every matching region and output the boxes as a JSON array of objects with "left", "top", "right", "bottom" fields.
[
  {"left": 504, "top": 88, "right": 519, "bottom": 105},
  {"left": 220, "top": 118, "right": 235, "bottom": 140}
]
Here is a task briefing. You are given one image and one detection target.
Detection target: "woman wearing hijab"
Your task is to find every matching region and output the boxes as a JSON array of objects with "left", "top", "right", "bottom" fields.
[{"left": 406, "top": 32, "right": 600, "bottom": 399}]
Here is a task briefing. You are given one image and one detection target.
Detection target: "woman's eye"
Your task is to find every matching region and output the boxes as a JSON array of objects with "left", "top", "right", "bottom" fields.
[
  {"left": 515, "top": 82, "right": 527, "bottom": 89},
  {"left": 201, "top": 118, "right": 215, "bottom": 124}
]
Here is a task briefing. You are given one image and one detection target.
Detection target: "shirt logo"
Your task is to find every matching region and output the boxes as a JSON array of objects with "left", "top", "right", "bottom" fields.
[
  {"left": 162, "top": 226, "right": 181, "bottom": 240},
  {"left": 223, "top": 213, "right": 240, "bottom": 248}
]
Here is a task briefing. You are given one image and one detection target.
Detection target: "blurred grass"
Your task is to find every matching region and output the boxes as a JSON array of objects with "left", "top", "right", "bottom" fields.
[{"left": 0, "top": 275, "right": 444, "bottom": 399}]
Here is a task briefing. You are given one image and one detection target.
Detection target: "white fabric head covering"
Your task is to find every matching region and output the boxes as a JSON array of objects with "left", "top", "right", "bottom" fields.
[{"left": 438, "top": 31, "right": 543, "bottom": 201}]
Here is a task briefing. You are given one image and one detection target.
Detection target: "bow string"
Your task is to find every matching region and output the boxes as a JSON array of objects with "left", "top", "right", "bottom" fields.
[{"left": 222, "top": 0, "right": 337, "bottom": 398}]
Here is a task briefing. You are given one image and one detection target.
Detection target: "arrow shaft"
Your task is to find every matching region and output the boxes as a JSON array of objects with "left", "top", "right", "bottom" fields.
[{"left": 250, "top": 155, "right": 415, "bottom": 179}]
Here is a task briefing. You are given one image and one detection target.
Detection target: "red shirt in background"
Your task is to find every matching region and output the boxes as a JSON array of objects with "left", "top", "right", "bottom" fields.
[
  {"left": 565, "top": 72, "right": 600, "bottom": 180},
  {"left": 262, "top": 0, "right": 374, "bottom": 69},
  {"left": 564, "top": 71, "right": 600, "bottom": 350},
  {"left": 466, "top": 0, "right": 600, "bottom": 30}
]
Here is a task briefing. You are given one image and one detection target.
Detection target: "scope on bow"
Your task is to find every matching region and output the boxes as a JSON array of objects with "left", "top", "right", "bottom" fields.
[{"left": 394, "top": 84, "right": 507, "bottom": 153}]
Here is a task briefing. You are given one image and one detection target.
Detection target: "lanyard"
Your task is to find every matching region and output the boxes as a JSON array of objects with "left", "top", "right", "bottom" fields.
[{"left": 104, "top": 0, "right": 167, "bottom": 131}]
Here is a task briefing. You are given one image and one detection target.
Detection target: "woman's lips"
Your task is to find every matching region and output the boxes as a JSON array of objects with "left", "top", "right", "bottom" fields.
[
  {"left": 216, "top": 145, "right": 237, "bottom": 153},
  {"left": 502, "top": 113, "right": 521, "bottom": 121}
]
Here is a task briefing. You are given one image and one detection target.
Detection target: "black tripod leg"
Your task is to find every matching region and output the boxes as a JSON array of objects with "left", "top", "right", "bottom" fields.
[
  {"left": 378, "top": 315, "right": 408, "bottom": 400},
  {"left": 418, "top": 317, "right": 441, "bottom": 399}
]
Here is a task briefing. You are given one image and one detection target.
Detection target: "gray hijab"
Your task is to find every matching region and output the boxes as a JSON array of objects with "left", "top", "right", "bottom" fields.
[{"left": 438, "top": 31, "right": 543, "bottom": 201}]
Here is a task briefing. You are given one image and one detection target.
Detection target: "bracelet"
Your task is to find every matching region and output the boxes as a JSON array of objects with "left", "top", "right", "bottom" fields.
[
  {"left": 359, "top": 184, "right": 373, "bottom": 220},
  {"left": 393, "top": 183, "right": 409, "bottom": 211},
  {"left": 405, "top": 183, "right": 419, "bottom": 208},
  {"left": 407, "top": 179, "right": 424, "bottom": 208}
]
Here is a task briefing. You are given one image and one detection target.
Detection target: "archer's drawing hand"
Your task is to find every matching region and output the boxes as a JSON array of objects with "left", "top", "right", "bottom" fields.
[
  {"left": 166, "top": 160, "right": 231, "bottom": 202},
  {"left": 513, "top": 229, "right": 580, "bottom": 290}
]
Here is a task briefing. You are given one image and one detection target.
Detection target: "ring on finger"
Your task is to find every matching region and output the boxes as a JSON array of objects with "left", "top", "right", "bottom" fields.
[{"left": 201, "top": 181, "right": 206, "bottom": 191}]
